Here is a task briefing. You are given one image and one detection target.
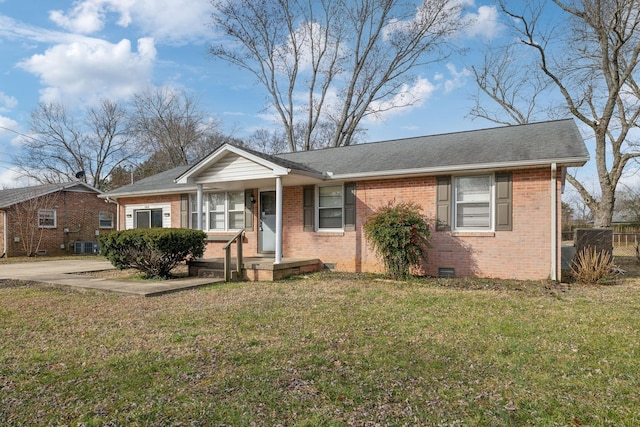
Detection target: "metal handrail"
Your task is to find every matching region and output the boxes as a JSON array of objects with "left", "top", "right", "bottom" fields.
[{"left": 223, "top": 229, "right": 245, "bottom": 282}]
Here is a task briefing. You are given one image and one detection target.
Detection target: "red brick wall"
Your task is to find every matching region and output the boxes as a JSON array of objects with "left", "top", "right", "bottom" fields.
[
  {"left": 280, "top": 168, "right": 560, "bottom": 280},
  {"left": 4, "top": 190, "right": 117, "bottom": 257},
  {"left": 116, "top": 167, "right": 563, "bottom": 280}
]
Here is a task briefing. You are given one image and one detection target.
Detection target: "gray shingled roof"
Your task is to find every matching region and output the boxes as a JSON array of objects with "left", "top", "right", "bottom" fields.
[
  {"left": 102, "top": 119, "right": 588, "bottom": 198},
  {"left": 101, "top": 165, "right": 193, "bottom": 198},
  {"left": 0, "top": 182, "right": 99, "bottom": 208},
  {"left": 275, "top": 119, "right": 588, "bottom": 176}
]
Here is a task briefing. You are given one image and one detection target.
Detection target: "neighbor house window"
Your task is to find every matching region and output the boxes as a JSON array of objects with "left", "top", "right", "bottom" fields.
[
  {"left": 192, "top": 192, "right": 245, "bottom": 231},
  {"left": 454, "top": 175, "right": 492, "bottom": 230},
  {"left": 99, "top": 211, "right": 114, "bottom": 228},
  {"left": 38, "top": 209, "right": 56, "bottom": 228},
  {"left": 318, "top": 185, "right": 343, "bottom": 229}
]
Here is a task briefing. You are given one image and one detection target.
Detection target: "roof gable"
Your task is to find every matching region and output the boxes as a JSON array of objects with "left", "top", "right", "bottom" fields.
[{"left": 176, "top": 144, "right": 294, "bottom": 184}]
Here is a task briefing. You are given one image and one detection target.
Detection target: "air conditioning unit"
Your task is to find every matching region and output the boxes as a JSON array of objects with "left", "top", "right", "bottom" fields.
[{"left": 74, "top": 242, "right": 99, "bottom": 254}]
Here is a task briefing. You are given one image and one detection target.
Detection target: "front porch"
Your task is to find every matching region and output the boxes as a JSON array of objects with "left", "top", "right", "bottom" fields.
[{"left": 188, "top": 257, "right": 325, "bottom": 282}]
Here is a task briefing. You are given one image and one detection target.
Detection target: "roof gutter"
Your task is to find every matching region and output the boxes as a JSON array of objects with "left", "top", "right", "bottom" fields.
[{"left": 326, "top": 157, "right": 589, "bottom": 181}]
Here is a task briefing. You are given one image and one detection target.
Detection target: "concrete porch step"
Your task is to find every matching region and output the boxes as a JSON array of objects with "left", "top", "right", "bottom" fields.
[{"left": 197, "top": 268, "right": 240, "bottom": 281}]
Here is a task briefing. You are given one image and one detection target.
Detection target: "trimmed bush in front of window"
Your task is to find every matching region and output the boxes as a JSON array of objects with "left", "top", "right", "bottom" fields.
[
  {"left": 363, "top": 201, "right": 431, "bottom": 279},
  {"left": 99, "top": 228, "right": 207, "bottom": 279}
]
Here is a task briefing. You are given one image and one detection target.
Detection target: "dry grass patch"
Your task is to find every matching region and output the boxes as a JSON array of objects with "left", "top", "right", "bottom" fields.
[{"left": 1, "top": 272, "right": 639, "bottom": 426}]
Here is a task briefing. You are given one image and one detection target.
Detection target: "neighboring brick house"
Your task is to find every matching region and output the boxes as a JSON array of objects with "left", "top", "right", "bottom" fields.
[
  {"left": 0, "top": 182, "right": 116, "bottom": 257},
  {"left": 100, "top": 119, "right": 589, "bottom": 280}
]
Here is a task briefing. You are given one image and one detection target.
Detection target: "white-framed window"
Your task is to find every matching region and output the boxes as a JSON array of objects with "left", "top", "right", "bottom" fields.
[
  {"left": 135, "top": 208, "right": 163, "bottom": 228},
  {"left": 192, "top": 192, "right": 245, "bottom": 231},
  {"left": 454, "top": 175, "right": 492, "bottom": 230},
  {"left": 318, "top": 185, "right": 343, "bottom": 230},
  {"left": 38, "top": 209, "right": 56, "bottom": 228},
  {"left": 99, "top": 211, "right": 114, "bottom": 228}
]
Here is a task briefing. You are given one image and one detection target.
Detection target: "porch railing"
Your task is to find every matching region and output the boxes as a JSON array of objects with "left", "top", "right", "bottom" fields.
[{"left": 222, "top": 229, "right": 245, "bottom": 282}]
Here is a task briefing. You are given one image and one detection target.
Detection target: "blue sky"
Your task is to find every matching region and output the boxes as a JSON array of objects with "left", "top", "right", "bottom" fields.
[{"left": 0, "top": 0, "right": 599, "bottom": 192}]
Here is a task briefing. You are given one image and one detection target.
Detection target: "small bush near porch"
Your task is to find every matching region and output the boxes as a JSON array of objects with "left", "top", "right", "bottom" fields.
[
  {"left": 99, "top": 228, "right": 206, "bottom": 279},
  {"left": 1, "top": 273, "right": 638, "bottom": 425}
]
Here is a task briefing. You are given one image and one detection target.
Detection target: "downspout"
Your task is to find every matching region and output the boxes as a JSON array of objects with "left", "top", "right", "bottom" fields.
[
  {"left": 275, "top": 176, "right": 283, "bottom": 264},
  {"left": 551, "top": 163, "right": 558, "bottom": 281},
  {"left": 196, "top": 184, "right": 203, "bottom": 231},
  {"left": 2, "top": 209, "right": 6, "bottom": 257},
  {"left": 104, "top": 197, "right": 120, "bottom": 230}
]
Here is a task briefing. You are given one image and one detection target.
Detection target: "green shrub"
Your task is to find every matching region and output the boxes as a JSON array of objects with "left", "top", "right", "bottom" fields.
[
  {"left": 99, "top": 228, "right": 207, "bottom": 279},
  {"left": 570, "top": 246, "right": 618, "bottom": 284},
  {"left": 363, "top": 201, "right": 431, "bottom": 279}
]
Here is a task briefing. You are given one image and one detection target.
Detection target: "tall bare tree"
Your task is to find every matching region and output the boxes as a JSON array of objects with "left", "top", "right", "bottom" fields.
[
  {"left": 14, "top": 100, "right": 138, "bottom": 190},
  {"left": 129, "top": 88, "right": 219, "bottom": 168},
  {"left": 210, "top": 0, "right": 464, "bottom": 151},
  {"left": 469, "top": 0, "right": 640, "bottom": 227}
]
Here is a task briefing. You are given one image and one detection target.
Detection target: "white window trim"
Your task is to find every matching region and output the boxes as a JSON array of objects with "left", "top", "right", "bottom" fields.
[
  {"left": 316, "top": 184, "right": 344, "bottom": 232},
  {"left": 193, "top": 191, "right": 245, "bottom": 232},
  {"left": 38, "top": 209, "right": 57, "bottom": 228},
  {"left": 124, "top": 204, "right": 171, "bottom": 229},
  {"left": 453, "top": 174, "right": 495, "bottom": 232}
]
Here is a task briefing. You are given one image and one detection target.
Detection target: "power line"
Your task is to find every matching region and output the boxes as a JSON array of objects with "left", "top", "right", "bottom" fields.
[{"left": 0, "top": 124, "right": 49, "bottom": 145}]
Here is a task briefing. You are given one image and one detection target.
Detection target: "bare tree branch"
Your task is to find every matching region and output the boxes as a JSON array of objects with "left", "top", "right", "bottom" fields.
[
  {"left": 472, "top": 0, "right": 640, "bottom": 226},
  {"left": 210, "top": 0, "right": 464, "bottom": 151}
]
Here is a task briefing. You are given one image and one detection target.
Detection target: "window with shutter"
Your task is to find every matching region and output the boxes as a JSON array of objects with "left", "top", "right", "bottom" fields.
[
  {"left": 303, "top": 185, "right": 315, "bottom": 231},
  {"left": 436, "top": 177, "right": 451, "bottom": 231},
  {"left": 344, "top": 182, "right": 356, "bottom": 231},
  {"left": 495, "top": 173, "right": 512, "bottom": 231}
]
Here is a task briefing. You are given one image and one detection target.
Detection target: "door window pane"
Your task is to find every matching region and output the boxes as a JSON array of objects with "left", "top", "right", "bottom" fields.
[
  {"left": 151, "top": 209, "right": 163, "bottom": 228},
  {"left": 136, "top": 211, "right": 150, "bottom": 228}
]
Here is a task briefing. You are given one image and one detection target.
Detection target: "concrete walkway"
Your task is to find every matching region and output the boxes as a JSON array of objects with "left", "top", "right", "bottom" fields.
[{"left": 0, "top": 259, "right": 223, "bottom": 296}]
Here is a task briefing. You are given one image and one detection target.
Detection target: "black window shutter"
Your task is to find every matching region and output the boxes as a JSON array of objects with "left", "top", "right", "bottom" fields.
[
  {"left": 244, "top": 189, "right": 255, "bottom": 231},
  {"left": 344, "top": 182, "right": 356, "bottom": 231},
  {"left": 180, "top": 194, "right": 189, "bottom": 228},
  {"left": 436, "top": 176, "right": 451, "bottom": 231},
  {"left": 495, "top": 173, "right": 512, "bottom": 231},
  {"left": 303, "top": 185, "right": 315, "bottom": 231}
]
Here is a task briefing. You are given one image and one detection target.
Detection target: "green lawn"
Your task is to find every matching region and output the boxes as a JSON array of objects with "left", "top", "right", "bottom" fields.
[{"left": 1, "top": 272, "right": 639, "bottom": 426}]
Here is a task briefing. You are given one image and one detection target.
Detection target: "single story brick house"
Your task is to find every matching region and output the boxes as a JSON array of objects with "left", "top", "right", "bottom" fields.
[
  {"left": 100, "top": 119, "right": 589, "bottom": 280},
  {"left": 0, "top": 182, "right": 116, "bottom": 257}
]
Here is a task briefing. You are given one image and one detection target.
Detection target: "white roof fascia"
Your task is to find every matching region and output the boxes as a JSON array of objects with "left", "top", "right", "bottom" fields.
[
  {"left": 97, "top": 186, "right": 197, "bottom": 200},
  {"left": 175, "top": 144, "right": 291, "bottom": 184},
  {"left": 326, "top": 156, "right": 590, "bottom": 181}
]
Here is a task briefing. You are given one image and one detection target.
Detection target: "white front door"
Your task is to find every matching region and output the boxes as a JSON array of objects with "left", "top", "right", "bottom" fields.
[{"left": 259, "top": 191, "right": 276, "bottom": 253}]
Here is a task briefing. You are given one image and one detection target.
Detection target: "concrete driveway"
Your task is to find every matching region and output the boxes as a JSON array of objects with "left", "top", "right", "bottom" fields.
[{"left": 0, "top": 259, "right": 221, "bottom": 296}]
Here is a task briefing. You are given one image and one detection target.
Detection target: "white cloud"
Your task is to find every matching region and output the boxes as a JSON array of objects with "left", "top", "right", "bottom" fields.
[
  {"left": 48, "top": 0, "right": 213, "bottom": 44},
  {"left": 0, "top": 115, "right": 20, "bottom": 137},
  {"left": 443, "top": 63, "right": 471, "bottom": 93},
  {"left": 0, "top": 167, "right": 35, "bottom": 189},
  {"left": 462, "top": 5, "right": 503, "bottom": 40},
  {"left": 17, "top": 38, "right": 156, "bottom": 105},
  {"left": 0, "top": 91, "right": 18, "bottom": 113},
  {"left": 366, "top": 77, "right": 437, "bottom": 123}
]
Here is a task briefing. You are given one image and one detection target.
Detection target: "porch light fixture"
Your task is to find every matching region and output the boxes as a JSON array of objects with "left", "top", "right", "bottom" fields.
[{"left": 250, "top": 195, "right": 256, "bottom": 204}]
